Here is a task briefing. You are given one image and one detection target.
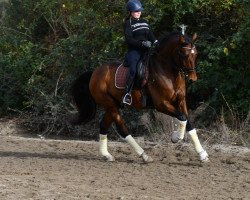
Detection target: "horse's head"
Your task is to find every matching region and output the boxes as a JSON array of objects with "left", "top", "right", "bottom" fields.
[
  {"left": 155, "top": 32, "right": 198, "bottom": 83},
  {"left": 175, "top": 33, "right": 198, "bottom": 83}
]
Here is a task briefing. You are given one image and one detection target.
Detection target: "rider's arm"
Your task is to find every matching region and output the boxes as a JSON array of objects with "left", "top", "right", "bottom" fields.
[{"left": 124, "top": 20, "right": 144, "bottom": 50}]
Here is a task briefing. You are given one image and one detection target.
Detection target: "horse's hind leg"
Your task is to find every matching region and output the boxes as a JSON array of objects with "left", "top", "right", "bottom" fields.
[
  {"left": 99, "top": 112, "right": 115, "bottom": 161},
  {"left": 108, "top": 107, "right": 153, "bottom": 163}
]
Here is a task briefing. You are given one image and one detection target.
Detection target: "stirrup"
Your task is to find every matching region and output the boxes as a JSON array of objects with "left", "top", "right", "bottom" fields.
[{"left": 122, "top": 93, "right": 132, "bottom": 105}]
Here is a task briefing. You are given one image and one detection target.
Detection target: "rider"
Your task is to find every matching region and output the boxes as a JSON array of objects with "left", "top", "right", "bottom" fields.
[{"left": 122, "top": 0, "right": 158, "bottom": 105}]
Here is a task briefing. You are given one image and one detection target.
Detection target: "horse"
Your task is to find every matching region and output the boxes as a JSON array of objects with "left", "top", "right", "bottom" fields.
[{"left": 71, "top": 31, "right": 209, "bottom": 163}]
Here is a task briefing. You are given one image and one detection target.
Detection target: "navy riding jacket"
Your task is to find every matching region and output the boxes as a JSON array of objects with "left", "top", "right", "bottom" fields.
[{"left": 123, "top": 17, "right": 156, "bottom": 52}]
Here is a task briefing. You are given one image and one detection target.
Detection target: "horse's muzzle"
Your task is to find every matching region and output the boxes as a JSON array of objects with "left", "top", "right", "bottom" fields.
[{"left": 188, "top": 71, "right": 197, "bottom": 83}]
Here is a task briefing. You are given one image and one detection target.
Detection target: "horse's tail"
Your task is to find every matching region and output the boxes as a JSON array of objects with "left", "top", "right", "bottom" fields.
[{"left": 71, "top": 71, "right": 96, "bottom": 125}]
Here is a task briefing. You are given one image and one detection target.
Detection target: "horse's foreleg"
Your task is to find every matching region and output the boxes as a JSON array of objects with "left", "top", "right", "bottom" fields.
[
  {"left": 156, "top": 102, "right": 187, "bottom": 143},
  {"left": 179, "top": 101, "right": 209, "bottom": 162},
  {"left": 99, "top": 112, "right": 115, "bottom": 161},
  {"left": 171, "top": 97, "right": 189, "bottom": 143},
  {"left": 157, "top": 101, "right": 209, "bottom": 162},
  {"left": 111, "top": 109, "right": 153, "bottom": 163},
  {"left": 178, "top": 101, "right": 209, "bottom": 162},
  {"left": 187, "top": 129, "right": 209, "bottom": 162},
  {"left": 185, "top": 121, "right": 209, "bottom": 162},
  {"left": 171, "top": 118, "right": 187, "bottom": 143}
]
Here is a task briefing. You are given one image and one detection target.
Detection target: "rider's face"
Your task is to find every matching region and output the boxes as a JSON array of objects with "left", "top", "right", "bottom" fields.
[{"left": 131, "top": 11, "right": 141, "bottom": 19}]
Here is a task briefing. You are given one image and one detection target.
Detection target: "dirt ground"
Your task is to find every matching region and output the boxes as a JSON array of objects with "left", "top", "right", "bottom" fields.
[{"left": 0, "top": 130, "right": 249, "bottom": 200}]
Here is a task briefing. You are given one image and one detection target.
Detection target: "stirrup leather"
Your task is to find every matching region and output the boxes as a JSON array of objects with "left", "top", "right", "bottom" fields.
[{"left": 122, "top": 93, "right": 132, "bottom": 105}]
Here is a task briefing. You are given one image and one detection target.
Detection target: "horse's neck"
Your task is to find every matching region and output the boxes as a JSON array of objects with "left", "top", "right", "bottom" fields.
[
  {"left": 150, "top": 59, "right": 178, "bottom": 81},
  {"left": 150, "top": 50, "right": 176, "bottom": 76},
  {"left": 149, "top": 45, "right": 186, "bottom": 90},
  {"left": 152, "top": 38, "right": 179, "bottom": 73}
]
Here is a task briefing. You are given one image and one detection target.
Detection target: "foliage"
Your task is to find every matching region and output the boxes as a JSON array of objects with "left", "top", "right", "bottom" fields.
[{"left": 188, "top": 0, "right": 250, "bottom": 117}]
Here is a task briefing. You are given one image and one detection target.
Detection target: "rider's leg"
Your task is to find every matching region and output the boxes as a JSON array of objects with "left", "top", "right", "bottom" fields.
[
  {"left": 122, "top": 73, "right": 134, "bottom": 105},
  {"left": 122, "top": 50, "right": 141, "bottom": 105}
]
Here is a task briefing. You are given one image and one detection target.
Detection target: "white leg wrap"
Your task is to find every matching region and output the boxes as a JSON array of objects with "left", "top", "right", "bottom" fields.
[
  {"left": 171, "top": 120, "right": 187, "bottom": 143},
  {"left": 99, "top": 134, "right": 114, "bottom": 161},
  {"left": 188, "top": 129, "right": 209, "bottom": 162},
  {"left": 187, "top": 129, "right": 204, "bottom": 153},
  {"left": 125, "top": 135, "right": 144, "bottom": 156}
]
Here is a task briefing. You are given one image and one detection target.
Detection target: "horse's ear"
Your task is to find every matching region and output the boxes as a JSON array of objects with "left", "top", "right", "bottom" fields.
[
  {"left": 192, "top": 33, "right": 198, "bottom": 42},
  {"left": 179, "top": 35, "right": 185, "bottom": 44}
]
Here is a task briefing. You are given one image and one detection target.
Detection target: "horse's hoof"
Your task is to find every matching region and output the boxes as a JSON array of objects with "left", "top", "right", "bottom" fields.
[
  {"left": 141, "top": 152, "right": 153, "bottom": 163},
  {"left": 103, "top": 154, "right": 115, "bottom": 162},
  {"left": 145, "top": 156, "right": 154, "bottom": 163},
  {"left": 171, "top": 131, "right": 181, "bottom": 143},
  {"left": 201, "top": 157, "right": 210, "bottom": 163},
  {"left": 199, "top": 150, "right": 209, "bottom": 162}
]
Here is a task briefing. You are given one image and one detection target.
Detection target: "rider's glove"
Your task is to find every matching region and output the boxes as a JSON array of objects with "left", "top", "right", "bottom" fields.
[{"left": 142, "top": 41, "right": 152, "bottom": 48}]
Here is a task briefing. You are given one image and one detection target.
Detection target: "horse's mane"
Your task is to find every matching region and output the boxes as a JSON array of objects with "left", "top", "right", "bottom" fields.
[{"left": 158, "top": 31, "right": 180, "bottom": 44}]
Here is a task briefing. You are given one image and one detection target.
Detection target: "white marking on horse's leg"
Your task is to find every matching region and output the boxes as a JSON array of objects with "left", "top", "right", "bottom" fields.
[
  {"left": 187, "top": 129, "right": 209, "bottom": 162},
  {"left": 125, "top": 135, "right": 153, "bottom": 163},
  {"left": 171, "top": 120, "right": 187, "bottom": 143},
  {"left": 99, "top": 134, "right": 115, "bottom": 161}
]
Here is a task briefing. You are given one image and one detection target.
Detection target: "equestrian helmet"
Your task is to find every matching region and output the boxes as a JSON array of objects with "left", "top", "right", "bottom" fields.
[{"left": 126, "top": 0, "right": 144, "bottom": 12}]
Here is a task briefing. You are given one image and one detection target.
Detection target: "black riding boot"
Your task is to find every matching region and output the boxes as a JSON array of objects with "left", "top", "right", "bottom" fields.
[{"left": 122, "top": 74, "right": 134, "bottom": 105}]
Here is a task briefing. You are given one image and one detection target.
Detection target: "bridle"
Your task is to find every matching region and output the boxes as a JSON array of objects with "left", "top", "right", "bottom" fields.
[
  {"left": 174, "top": 44, "right": 197, "bottom": 75},
  {"left": 148, "top": 33, "right": 197, "bottom": 79}
]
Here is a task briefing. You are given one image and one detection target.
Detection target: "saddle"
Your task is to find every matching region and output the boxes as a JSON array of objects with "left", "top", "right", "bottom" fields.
[{"left": 115, "top": 58, "right": 149, "bottom": 90}]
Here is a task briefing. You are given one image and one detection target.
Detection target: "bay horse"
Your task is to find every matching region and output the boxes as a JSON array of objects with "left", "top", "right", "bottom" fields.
[{"left": 71, "top": 31, "right": 209, "bottom": 163}]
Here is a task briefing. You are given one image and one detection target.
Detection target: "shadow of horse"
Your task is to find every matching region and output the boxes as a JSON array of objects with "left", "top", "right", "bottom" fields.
[{"left": 0, "top": 150, "right": 99, "bottom": 161}]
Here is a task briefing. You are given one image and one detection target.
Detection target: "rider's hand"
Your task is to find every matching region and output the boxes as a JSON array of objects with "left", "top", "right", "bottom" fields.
[{"left": 142, "top": 41, "right": 152, "bottom": 48}]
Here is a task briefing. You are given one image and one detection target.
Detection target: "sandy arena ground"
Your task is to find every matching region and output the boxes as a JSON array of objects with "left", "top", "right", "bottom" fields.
[{"left": 0, "top": 133, "right": 249, "bottom": 200}]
